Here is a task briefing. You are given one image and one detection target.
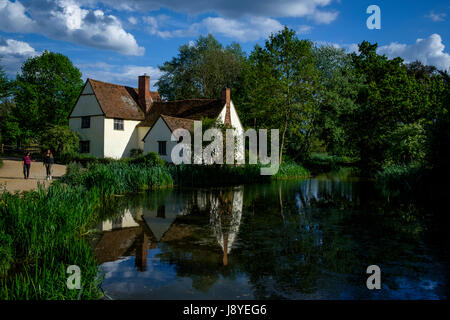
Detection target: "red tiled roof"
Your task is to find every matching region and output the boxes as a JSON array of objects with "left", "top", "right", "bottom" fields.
[
  {"left": 161, "top": 114, "right": 195, "bottom": 133},
  {"left": 88, "top": 79, "right": 160, "bottom": 121},
  {"left": 137, "top": 99, "right": 224, "bottom": 128}
]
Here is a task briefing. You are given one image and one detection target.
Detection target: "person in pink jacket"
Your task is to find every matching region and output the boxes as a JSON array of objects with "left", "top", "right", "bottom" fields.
[{"left": 22, "top": 152, "right": 31, "bottom": 179}]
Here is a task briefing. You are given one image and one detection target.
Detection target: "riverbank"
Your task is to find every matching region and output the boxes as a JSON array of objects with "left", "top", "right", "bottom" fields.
[
  {"left": 0, "top": 159, "right": 311, "bottom": 299},
  {"left": 0, "top": 159, "right": 66, "bottom": 193}
]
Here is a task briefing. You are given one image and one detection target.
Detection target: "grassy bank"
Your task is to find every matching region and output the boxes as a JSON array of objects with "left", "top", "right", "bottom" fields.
[
  {"left": 0, "top": 158, "right": 3, "bottom": 168},
  {"left": 0, "top": 184, "right": 103, "bottom": 299},
  {"left": 0, "top": 155, "right": 309, "bottom": 299},
  {"left": 301, "top": 153, "right": 357, "bottom": 175},
  {"left": 62, "top": 160, "right": 309, "bottom": 190},
  {"left": 61, "top": 161, "right": 173, "bottom": 195}
]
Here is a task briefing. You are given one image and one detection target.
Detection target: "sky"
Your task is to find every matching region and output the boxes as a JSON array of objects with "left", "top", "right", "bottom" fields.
[{"left": 0, "top": 0, "right": 449, "bottom": 89}]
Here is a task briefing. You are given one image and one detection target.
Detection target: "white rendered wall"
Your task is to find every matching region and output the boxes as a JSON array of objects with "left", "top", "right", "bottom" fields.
[
  {"left": 143, "top": 117, "right": 178, "bottom": 163},
  {"left": 103, "top": 118, "right": 141, "bottom": 159},
  {"left": 69, "top": 116, "right": 105, "bottom": 158},
  {"left": 217, "top": 101, "right": 245, "bottom": 164},
  {"left": 137, "top": 126, "right": 149, "bottom": 151},
  {"left": 69, "top": 82, "right": 105, "bottom": 158}
]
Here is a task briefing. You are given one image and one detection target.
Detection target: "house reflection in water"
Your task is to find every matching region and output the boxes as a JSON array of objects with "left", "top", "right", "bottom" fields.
[
  {"left": 210, "top": 187, "right": 244, "bottom": 266},
  {"left": 94, "top": 187, "right": 244, "bottom": 272}
]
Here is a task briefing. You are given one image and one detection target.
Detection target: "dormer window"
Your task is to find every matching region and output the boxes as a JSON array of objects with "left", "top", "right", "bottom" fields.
[{"left": 114, "top": 118, "right": 124, "bottom": 131}]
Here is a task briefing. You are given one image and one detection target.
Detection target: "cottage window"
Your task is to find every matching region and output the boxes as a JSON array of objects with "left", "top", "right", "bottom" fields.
[
  {"left": 114, "top": 118, "right": 124, "bottom": 130},
  {"left": 81, "top": 116, "right": 90, "bottom": 128},
  {"left": 158, "top": 141, "right": 167, "bottom": 156},
  {"left": 80, "top": 141, "right": 90, "bottom": 154}
]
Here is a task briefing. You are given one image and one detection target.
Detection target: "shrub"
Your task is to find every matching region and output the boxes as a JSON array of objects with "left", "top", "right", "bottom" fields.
[
  {"left": 40, "top": 125, "right": 79, "bottom": 156},
  {"left": 130, "top": 148, "right": 143, "bottom": 158},
  {"left": 128, "top": 152, "right": 165, "bottom": 167}
]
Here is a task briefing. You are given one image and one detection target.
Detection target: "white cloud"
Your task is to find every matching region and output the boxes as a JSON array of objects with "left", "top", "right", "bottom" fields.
[
  {"left": 0, "top": 0, "right": 144, "bottom": 56},
  {"left": 426, "top": 11, "right": 446, "bottom": 22},
  {"left": 0, "top": 0, "right": 35, "bottom": 32},
  {"left": 378, "top": 34, "right": 450, "bottom": 71},
  {"left": 0, "top": 36, "right": 39, "bottom": 76},
  {"left": 202, "top": 16, "right": 283, "bottom": 42},
  {"left": 298, "top": 25, "right": 313, "bottom": 35},
  {"left": 78, "top": 62, "right": 163, "bottom": 89},
  {"left": 143, "top": 15, "right": 283, "bottom": 42},
  {"left": 83, "top": 0, "right": 339, "bottom": 23},
  {"left": 128, "top": 16, "right": 138, "bottom": 25}
]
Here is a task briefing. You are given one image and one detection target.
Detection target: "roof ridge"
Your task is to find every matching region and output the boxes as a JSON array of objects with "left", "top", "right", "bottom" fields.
[
  {"left": 88, "top": 78, "right": 135, "bottom": 89},
  {"left": 160, "top": 114, "right": 195, "bottom": 121},
  {"left": 163, "top": 98, "right": 219, "bottom": 103},
  {"left": 89, "top": 78, "right": 159, "bottom": 93}
]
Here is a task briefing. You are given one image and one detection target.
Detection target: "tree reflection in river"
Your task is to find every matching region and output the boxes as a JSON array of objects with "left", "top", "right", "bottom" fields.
[{"left": 92, "top": 175, "right": 448, "bottom": 299}]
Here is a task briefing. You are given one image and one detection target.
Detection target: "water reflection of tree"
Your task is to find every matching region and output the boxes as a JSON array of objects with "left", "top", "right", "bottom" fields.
[{"left": 95, "top": 178, "right": 444, "bottom": 298}]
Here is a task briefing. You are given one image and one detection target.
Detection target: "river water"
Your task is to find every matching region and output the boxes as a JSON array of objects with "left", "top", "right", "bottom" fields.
[{"left": 91, "top": 174, "right": 449, "bottom": 299}]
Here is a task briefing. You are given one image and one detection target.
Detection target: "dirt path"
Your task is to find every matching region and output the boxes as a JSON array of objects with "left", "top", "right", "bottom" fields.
[{"left": 0, "top": 159, "right": 66, "bottom": 193}]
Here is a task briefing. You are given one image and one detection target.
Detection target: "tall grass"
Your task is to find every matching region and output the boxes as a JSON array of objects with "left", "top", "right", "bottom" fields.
[
  {"left": 62, "top": 159, "right": 309, "bottom": 190},
  {"left": 302, "top": 153, "right": 356, "bottom": 174},
  {"left": 375, "top": 164, "right": 427, "bottom": 198},
  {"left": 273, "top": 162, "right": 309, "bottom": 180},
  {"left": 61, "top": 161, "right": 173, "bottom": 195},
  {"left": 0, "top": 184, "right": 103, "bottom": 299}
]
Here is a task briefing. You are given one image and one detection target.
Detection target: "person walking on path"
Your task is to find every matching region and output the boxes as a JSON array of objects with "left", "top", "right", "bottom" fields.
[
  {"left": 43, "top": 149, "right": 54, "bottom": 181},
  {"left": 22, "top": 152, "right": 31, "bottom": 179}
]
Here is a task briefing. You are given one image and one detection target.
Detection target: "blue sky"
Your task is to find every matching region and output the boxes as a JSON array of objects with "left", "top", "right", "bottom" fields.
[{"left": 0, "top": 0, "right": 449, "bottom": 89}]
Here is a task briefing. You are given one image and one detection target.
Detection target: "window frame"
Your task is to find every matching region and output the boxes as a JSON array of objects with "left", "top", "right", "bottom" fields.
[
  {"left": 158, "top": 141, "right": 167, "bottom": 156},
  {"left": 80, "top": 141, "right": 90, "bottom": 154},
  {"left": 81, "top": 116, "right": 91, "bottom": 129},
  {"left": 114, "top": 118, "right": 124, "bottom": 131}
]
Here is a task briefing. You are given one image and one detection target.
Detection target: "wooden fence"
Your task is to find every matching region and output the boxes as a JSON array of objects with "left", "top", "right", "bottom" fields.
[{"left": 1, "top": 143, "right": 43, "bottom": 156}]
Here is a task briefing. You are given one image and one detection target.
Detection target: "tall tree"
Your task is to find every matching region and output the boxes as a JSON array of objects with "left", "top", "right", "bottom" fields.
[
  {"left": 347, "top": 41, "right": 425, "bottom": 174},
  {"left": 241, "top": 27, "right": 320, "bottom": 164},
  {"left": 9, "top": 51, "right": 83, "bottom": 142},
  {"left": 156, "top": 34, "right": 246, "bottom": 100},
  {"left": 312, "top": 45, "right": 363, "bottom": 156},
  {"left": 0, "top": 59, "right": 10, "bottom": 99}
]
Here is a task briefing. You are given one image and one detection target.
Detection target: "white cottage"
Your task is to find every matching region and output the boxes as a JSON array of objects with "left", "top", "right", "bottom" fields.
[{"left": 69, "top": 75, "right": 244, "bottom": 162}]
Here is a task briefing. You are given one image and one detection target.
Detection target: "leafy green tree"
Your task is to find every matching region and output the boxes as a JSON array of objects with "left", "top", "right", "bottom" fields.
[
  {"left": 347, "top": 41, "right": 425, "bottom": 174},
  {"left": 0, "top": 59, "right": 11, "bottom": 99},
  {"left": 241, "top": 27, "right": 320, "bottom": 164},
  {"left": 10, "top": 51, "right": 83, "bottom": 142},
  {"left": 426, "top": 70, "right": 450, "bottom": 176},
  {"left": 157, "top": 34, "right": 246, "bottom": 100},
  {"left": 385, "top": 122, "right": 427, "bottom": 165},
  {"left": 40, "top": 125, "right": 79, "bottom": 157},
  {"left": 312, "top": 45, "right": 363, "bottom": 156}
]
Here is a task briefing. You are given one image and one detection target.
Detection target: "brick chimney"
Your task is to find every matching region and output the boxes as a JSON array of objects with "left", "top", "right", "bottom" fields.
[
  {"left": 222, "top": 88, "right": 231, "bottom": 126},
  {"left": 138, "top": 74, "right": 151, "bottom": 113}
]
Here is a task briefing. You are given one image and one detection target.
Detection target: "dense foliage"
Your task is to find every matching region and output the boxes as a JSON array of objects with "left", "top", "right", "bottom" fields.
[
  {"left": 0, "top": 185, "right": 102, "bottom": 299},
  {"left": 157, "top": 30, "right": 449, "bottom": 177},
  {"left": 1, "top": 51, "right": 83, "bottom": 145},
  {"left": 156, "top": 34, "right": 246, "bottom": 100},
  {"left": 0, "top": 29, "right": 448, "bottom": 178}
]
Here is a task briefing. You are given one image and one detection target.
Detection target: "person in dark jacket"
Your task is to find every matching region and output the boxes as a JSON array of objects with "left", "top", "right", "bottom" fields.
[
  {"left": 43, "top": 149, "right": 54, "bottom": 181},
  {"left": 22, "top": 152, "right": 31, "bottom": 179}
]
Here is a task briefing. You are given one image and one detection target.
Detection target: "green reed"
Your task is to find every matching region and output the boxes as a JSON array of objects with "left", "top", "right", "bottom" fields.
[{"left": 0, "top": 184, "right": 103, "bottom": 300}]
